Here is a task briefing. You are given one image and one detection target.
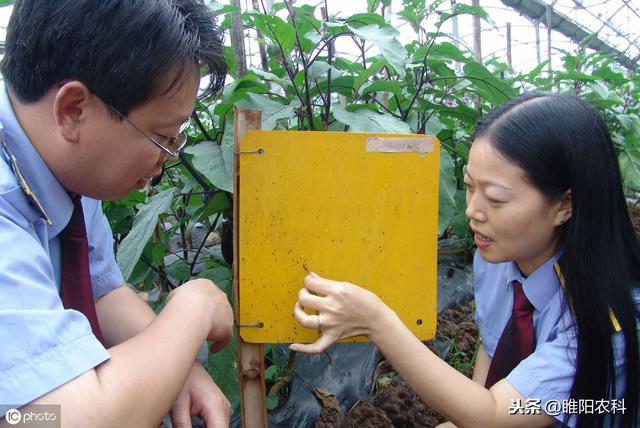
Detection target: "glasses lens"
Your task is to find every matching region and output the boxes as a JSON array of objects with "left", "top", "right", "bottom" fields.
[{"left": 166, "top": 132, "right": 187, "bottom": 154}]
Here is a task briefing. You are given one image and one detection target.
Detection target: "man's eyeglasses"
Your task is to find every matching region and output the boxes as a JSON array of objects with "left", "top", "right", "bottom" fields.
[{"left": 109, "top": 106, "right": 189, "bottom": 160}]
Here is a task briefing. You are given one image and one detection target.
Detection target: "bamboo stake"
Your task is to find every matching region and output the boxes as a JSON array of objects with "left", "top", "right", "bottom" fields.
[
  {"left": 472, "top": 0, "right": 482, "bottom": 62},
  {"left": 233, "top": 107, "right": 267, "bottom": 428},
  {"left": 230, "top": 0, "right": 247, "bottom": 77}
]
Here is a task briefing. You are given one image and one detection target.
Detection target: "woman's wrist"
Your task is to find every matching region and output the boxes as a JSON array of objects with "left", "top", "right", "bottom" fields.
[{"left": 367, "top": 297, "right": 402, "bottom": 344}]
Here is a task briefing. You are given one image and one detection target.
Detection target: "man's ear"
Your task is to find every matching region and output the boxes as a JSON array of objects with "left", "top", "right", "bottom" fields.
[
  {"left": 52, "top": 81, "right": 93, "bottom": 144},
  {"left": 556, "top": 189, "right": 572, "bottom": 226}
]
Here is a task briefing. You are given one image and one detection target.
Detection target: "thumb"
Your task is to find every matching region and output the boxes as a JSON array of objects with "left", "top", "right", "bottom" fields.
[{"left": 289, "top": 332, "right": 336, "bottom": 354}]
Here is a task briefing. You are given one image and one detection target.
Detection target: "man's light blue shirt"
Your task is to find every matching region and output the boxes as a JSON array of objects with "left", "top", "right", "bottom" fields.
[
  {"left": 474, "top": 250, "right": 638, "bottom": 426},
  {"left": 0, "top": 84, "right": 123, "bottom": 405}
]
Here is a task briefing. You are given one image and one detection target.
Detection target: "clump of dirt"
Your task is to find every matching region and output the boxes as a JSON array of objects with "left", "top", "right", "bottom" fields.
[
  {"left": 434, "top": 304, "right": 478, "bottom": 378},
  {"left": 372, "top": 381, "right": 438, "bottom": 427},
  {"left": 343, "top": 401, "right": 394, "bottom": 427},
  {"left": 313, "top": 303, "right": 478, "bottom": 428}
]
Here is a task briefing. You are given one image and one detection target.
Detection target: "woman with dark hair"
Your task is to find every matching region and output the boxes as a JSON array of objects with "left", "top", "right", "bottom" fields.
[{"left": 292, "top": 93, "right": 640, "bottom": 427}]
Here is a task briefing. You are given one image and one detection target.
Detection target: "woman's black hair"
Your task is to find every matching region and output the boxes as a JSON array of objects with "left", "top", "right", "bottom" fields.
[
  {"left": 1, "top": 0, "right": 226, "bottom": 115},
  {"left": 472, "top": 93, "right": 640, "bottom": 427}
]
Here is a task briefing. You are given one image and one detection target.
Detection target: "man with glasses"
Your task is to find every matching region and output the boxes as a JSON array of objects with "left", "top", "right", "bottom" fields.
[{"left": 0, "top": 1, "right": 233, "bottom": 427}]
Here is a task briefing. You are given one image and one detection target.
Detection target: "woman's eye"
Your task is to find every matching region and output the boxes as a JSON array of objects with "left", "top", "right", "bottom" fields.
[{"left": 487, "top": 197, "right": 504, "bottom": 204}]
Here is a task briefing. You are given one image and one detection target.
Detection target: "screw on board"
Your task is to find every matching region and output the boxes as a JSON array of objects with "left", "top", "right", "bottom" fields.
[{"left": 236, "top": 322, "right": 264, "bottom": 328}]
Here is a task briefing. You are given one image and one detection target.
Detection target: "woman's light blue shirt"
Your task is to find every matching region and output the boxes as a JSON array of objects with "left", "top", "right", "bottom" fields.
[
  {"left": 474, "top": 250, "right": 638, "bottom": 426},
  {"left": 0, "top": 84, "right": 123, "bottom": 406}
]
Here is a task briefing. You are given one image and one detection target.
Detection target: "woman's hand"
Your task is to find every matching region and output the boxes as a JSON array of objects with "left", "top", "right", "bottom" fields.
[{"left": 290, "top": 272, "right": 394, "bottom": 353}]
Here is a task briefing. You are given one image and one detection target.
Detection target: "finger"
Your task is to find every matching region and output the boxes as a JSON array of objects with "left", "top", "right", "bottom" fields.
[
  {"left": 209, "top": 334, "right": 233, "bottom": 352},
  {"left": 289, "top": 332, "right": 337, "bottom": 354},
  {"left": 297, "top": 287, "right": 324, "bottom": 310},
  {"left": 293, "top": 301, "right": 320, "bottom": 329},
  {"left": 209, "top": 339, "right": 228, "bottom": 353},
  {"left": 304, "top": 273, "right": 343, "bottom": 295},
  {"left": 169, "top": 402, "right": 191, "bottom": 428},
  {"left": 202, "top": 398, "right": 231, "bottom": 428},
  {"left": 209, "top": 326, "right": 233, "bottom": 352}
]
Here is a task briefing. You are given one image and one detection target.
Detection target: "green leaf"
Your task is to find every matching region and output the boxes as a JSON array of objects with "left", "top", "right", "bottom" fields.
[
  {"left": 555, "top": 71, "right": 599, "bottom": 83},
  {"left": 584, "top": 82, "right": 624, "bottom": 108},
  {"left": 347, "top": 24, "right": 407, "bottom": 75},
  {"left": 248, "top": 13, "right": 296, "bottom": 53},
  {"left": 247, "top": 69, "right": 289, "bottom": 90},
  {"left": 199, "top": 266, "right": 233, "bottom": 301},
  {"left": 306, "top": 61, "right": 333, "bottom": 81},
  {"left": 235, "top": 93, "right": 296, "bottom": 130},
  {"left": 166, "top": 259, "right": 191, "bottom": 282},
  {"left": 520, "top": 60, "right": 548, "bottom": 82},
  {"left": 346, "top": 13, "right": 387, "bottom": 29},
  {"left": 619, "top": 146, "right": 640, "bottom": 190},
  {"left": 438, "top": 4, "right": 495, "bottom": 28},
  {"left": 332, "top": 103, "right": 410, "bottom": 133},
  {"left": 426, "top": 59, "right": 456, "bottom": 79},
  {"left": 429, "top": 42, "right": 469, "bottom": 63},
  {"left": 265, "top": 364, "right": 280, "bottom": 381},
  {"left": 207, "top": 2, "right": 239, "bottom": 16},
  {"left": 424, "top": 114, "right": 444, "bottom": 136},
  {"left": 438, "top": 149, "right": 456, "bottom": 235},
  {"left": 185, "top": 141, "right": 234, "bottom": 193},
  {"left": 192, "top": 192, "right": 231, "bottom": 222},
  {"left": 429, "top": 101, "right": 480, "bottom": 125},
  {"left": 618, "top": 114, "right": 640, "bottom": 144},
  {"left": 116, "top": 189, "right": 175, "bottom": 281},
  {"left": 361, "top": 80, "right": 404, "bottom": 100},
  {"left": 223, "top": 46, "right": 237, "bottom": 79},
  {"left": 266, "top": 394, "right": 279, "bottom": 410},
  {"left": 367, "top": 0, "right": 381, "bottom": 13},
  {"left": 450, "top": 189, "right": 470, "bottom": 239},
  {"left": 398, "top": 9, "right": 421, "bottom": 34},
  {"left": 463, "top": 62, "right": 516, "bottom": 106},
  {"left": 208, "top": 336, "right": 240, "bottom": 413},
  {"left": 127, "top": 258, "right": 153, "bottom": 288},
  {"left": 593, "top": 64, "right": 627, "bottom": 85},
  {"left": 354, "top": 58, "right": 386, "bottom": 90}
]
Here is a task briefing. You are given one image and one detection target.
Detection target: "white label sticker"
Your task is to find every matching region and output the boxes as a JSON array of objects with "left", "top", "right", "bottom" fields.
[{"left": 366, "top": 136, "right": 435, "bottom": 153}]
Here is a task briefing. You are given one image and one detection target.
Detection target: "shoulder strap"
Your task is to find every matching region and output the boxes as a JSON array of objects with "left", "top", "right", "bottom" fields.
[{"left": 554, "top": 262, "right": 621, "bottom": 332}]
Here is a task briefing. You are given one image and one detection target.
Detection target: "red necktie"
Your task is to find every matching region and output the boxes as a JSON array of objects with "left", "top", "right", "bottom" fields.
[
  {"left": 485, "top": 281, "right": 534, "bottom": 388},
  {"left": 61, "top": 195, "right": 106, "bottom": 345}
]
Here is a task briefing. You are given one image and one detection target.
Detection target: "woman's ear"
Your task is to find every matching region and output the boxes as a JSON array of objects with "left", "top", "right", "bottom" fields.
[
  {"left": 556, "top": 190, "right": 572, "bottom": 226},
  {"left": 52, "top": 81, "right": 92, "bottom": 144}
]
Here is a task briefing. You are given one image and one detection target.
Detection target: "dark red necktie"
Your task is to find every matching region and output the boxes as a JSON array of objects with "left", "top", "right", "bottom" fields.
[
  {"left": 61, "top": 195, "right": 106, "bottom": 345},
  {"left": 485, "top": 281, "right": 534, "bottom": 388}
]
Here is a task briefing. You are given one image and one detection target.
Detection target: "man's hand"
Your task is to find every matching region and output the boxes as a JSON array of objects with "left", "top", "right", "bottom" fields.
[{"left": 170, "top": 363, "right": 230, "bottom": 428}]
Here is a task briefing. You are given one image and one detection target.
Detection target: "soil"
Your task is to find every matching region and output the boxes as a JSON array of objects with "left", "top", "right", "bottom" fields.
[{"left": 313, "top": 303, "right": 479, "bottom": 428}]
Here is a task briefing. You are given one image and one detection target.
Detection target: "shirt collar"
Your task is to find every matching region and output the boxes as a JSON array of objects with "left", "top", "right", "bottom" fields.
[
  {"left": 0, "top": 83, "right": 72, "bottom": 237},
  {"left": 504, "top": 251, "right": 564, "bottom": 312}
]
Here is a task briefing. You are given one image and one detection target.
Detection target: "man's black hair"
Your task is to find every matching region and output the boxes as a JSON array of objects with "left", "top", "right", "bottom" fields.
[{"left": 1, "top": 0, "right": 226, "bottom": 114}]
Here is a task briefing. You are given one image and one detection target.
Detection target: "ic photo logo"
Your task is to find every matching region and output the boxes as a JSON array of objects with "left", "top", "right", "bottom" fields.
[
  {"left": 2, "top": 405, "right": 60, "bottom": 427},
  {"left": 4, "top": 408, "right": 21, "bottom": 425}
]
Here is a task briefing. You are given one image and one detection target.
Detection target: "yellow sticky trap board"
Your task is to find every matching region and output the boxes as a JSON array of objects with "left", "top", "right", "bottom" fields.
[{"left": 237, "top": 130, "right": 439, "bottom": 343}]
